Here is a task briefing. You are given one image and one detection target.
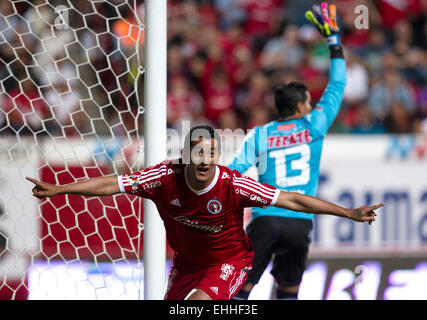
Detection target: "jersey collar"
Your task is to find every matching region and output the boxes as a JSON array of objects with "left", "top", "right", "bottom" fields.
[{"left": 184, "top": 165, "right": 219, "bottom": 195}]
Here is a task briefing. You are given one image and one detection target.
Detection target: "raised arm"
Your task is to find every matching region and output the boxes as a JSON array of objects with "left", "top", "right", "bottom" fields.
[
  {"left": 274, "top": 191, "right": 384, "bottom": 224},
  {"left": 305, "top": 3, "right": 347, "bottom": 135},
  {"left": 26, "top": 176, "right": 121, "bottom": 199}
]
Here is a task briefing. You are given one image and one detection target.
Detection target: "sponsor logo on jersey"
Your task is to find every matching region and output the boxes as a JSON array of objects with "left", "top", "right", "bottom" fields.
[
  {"left": 173, "top": 216, "right": 223, "bottom": 233},
  {"left": 220, "top": 263, "right": 235, "bottom": 281},
  {"left": 207, "top": 199, "right": 222, "bottom": 215},
  {"left": 277, "top": 123, "right": 295, "bottom": 131},
  {"left": 235, "top": 188, "right": 250, "bottom": 197},
  {"left": 221, "top": 172, "right": 231, "bottom": 180},
  {"left": 249, "top": 194, "right": 268, "bottom": 204},
  {"left": 143, "top": 180, "right": 162, "bottom": 190},
  {"left": 267, "top": 129, "right": 312, "bottom": 149}
]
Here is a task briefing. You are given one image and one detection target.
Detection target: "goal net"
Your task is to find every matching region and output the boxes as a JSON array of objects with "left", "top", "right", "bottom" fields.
[{"left": 0, "top": 0, "right": 160, "bottom": 299}]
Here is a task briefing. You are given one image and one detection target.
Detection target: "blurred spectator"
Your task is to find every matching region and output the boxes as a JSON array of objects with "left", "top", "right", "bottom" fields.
[
  {"left": 411, "top": 0, "right": 427, "bottom": 50},
  {"left": 343, "top": 51, "right": 370, "bottom": 105},
  {"left": 351, "top": 105, "right": 386, "bottom": 134},
  {"left": 259, "top": 24, "right": 304, "bottom": 71},
  {"left": 220, "top": 21, "right": 251, "bottom": 58},
  {"left": 187, "top": 53, "right": 208, "bottom": 92},
  {"left": 414, "top": 116, "right": 427, "bottom": 134},
  {"left": 23, "top": 0, "right": 54, "bottom": 39},
  {"left": 3, "top": 79, "right": 50, "bottom": 135},
  {"left": 401, "top": 48, "right": 427, "bottom": 87},
  {"left": 214, "top": 0, "right": 245, "bottom": 29},
  {"left": 203, "top": 67, "right": 234, "bottom": 124},
  {"left": 238, "top": 0, "right": 284, "bottom": 36},
  {"left": 369, "top": 68, "right": 416, "bottom": 119},
  {"left": 168, "top": 44, "right": 187, "bottom": 79},
  {"left": 356, "top": 27, "right": 390, "bottom": 74},
  {"left": 167, "top": 75, "right": 204, "bottom": 129},
  {"left": 43, "top": 73, "right": 81, "bottom": 136},
  {"left": 236, "top": 70, "right": 273, "bottom": 115},
  {"left": 238, "top": 0, "right": 284, "bottom": 53},
  {"left": 218, "top": 108, "right": 243, "bottom": 130},
  {"left": 247, "top": 107, "right": 271, "bottom": 129},
  {"left": 377, "top": 0, "right": 421, "bottom": 29},
  {"left": 392, "top": 20, "right": 414, "bottom": 56},
  {"left": 384, "top": 102, "right": 414, "bottom": 133},
  {"left": 0, "top": 1, "right": 25, "bottom": 44},
  {"left": 222, "top": 23, "right": 255, "bottom": 88}
]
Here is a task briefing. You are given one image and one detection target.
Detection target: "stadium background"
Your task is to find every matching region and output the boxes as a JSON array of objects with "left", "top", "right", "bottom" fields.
[{"left": 0, "top": 0, "right": 426, "bottom": 300}]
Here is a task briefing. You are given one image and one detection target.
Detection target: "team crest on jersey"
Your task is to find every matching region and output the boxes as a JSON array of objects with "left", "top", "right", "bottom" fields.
[{"left": 207, "top": 199, "right": 222, "bottom": 215}]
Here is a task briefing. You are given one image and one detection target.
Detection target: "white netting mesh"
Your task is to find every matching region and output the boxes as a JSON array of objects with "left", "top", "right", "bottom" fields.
[{"left": 0, "top": 0, "right": 152, "bottom": 299}]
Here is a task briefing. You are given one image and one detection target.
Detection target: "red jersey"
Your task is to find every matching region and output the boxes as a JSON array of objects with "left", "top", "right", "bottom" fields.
[{"left": 118, "top": 160, "right": 280, "bottom": 269}]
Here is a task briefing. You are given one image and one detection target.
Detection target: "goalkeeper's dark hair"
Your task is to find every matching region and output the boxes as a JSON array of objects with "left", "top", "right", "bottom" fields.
[
  {"left": 183, "top": 124, "right": 221, "bottom": 153},
  {"left": 274, "top": 82, "right": 308, "bottom": 119}
]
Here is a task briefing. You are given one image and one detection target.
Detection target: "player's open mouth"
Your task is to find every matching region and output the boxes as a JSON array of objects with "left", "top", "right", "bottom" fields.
[{"left": 197, "top": 167, "right": 210, "bottom": 174}]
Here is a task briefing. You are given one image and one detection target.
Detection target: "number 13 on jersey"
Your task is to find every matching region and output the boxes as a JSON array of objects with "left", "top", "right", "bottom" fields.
[{"left": 269, "top": 144, "right": 311, "bottom": 187}]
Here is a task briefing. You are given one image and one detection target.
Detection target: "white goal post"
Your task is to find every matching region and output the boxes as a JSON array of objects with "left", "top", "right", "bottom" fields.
[
  {"left": 143, "top": 0, "right": 167, "bottom": 300},
  {"left": 0, "top": 0, "right": 166, "bottom": 300}
]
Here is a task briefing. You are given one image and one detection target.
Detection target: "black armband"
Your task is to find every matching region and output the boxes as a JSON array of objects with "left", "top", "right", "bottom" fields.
[{"left": 330, "top": 46, "right": 344, "bottom": 59}]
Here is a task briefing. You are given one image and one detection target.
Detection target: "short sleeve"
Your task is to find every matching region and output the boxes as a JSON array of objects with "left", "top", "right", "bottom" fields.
[
  {"left": 118, "top": 163, "right": 167, "bottom": 199},
  {"left": 231, "top": 170, "right": 280, "bottom": 208}
]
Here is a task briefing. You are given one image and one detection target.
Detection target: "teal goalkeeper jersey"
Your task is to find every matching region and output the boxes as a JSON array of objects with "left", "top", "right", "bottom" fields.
[{"left": 228, "top": 58, "right": 346, "bottom": 220}]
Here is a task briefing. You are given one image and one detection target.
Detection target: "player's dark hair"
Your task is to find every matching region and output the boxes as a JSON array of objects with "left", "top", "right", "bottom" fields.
[
  {"left": 274, "top": 82, "right": 308, "bottom": 119},
  {"left": 183, "top": 124, "right": 221, "bottom": 158}
]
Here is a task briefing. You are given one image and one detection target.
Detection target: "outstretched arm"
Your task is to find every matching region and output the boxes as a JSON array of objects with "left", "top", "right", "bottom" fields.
[
  {"left": 274, "top": 191, "right": 384, "bottom": 224},
  {"left": 26, "top": 176, "right": 121, "bottom": 199}
]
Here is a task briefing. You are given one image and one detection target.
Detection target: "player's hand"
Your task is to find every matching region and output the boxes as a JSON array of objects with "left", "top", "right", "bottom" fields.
[
  {"left": 26, "top": 177, "right": 59, "bottom": 199},
  {"left": 349, "top": 203, "right": 385, "bottom": 225},
  {"left": 305, "top": 2, "right": 340, "bottom": 47}
]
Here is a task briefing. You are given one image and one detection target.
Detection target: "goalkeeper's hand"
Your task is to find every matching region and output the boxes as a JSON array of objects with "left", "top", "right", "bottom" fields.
[{"left": 305, "top": 2, "right": 340, "bottom": 47}]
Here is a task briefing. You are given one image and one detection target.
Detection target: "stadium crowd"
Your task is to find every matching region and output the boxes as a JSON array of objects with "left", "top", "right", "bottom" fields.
[{"left": 0, "top": 0, "right": 426, "bottom": 137}]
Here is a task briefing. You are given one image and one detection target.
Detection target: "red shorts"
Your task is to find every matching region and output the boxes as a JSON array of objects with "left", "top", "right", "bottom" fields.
[{"left": 164, "top": 258, "right": 252, "bottom": 300}]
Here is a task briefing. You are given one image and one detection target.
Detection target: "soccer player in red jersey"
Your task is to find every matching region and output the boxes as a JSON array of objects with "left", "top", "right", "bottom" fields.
[{"left": 26, "top": 125, "right": 384, "bottom": 300}]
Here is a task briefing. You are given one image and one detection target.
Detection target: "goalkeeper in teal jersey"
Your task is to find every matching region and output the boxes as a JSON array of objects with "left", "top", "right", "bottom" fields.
[{"left": 230, "top": 3, "right": 346, "bottom": 300}]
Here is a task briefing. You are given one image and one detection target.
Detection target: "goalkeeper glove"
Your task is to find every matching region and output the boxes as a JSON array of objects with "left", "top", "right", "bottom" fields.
[{"left": 305, "top": 2, "right": 340, "bottom": 47}]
